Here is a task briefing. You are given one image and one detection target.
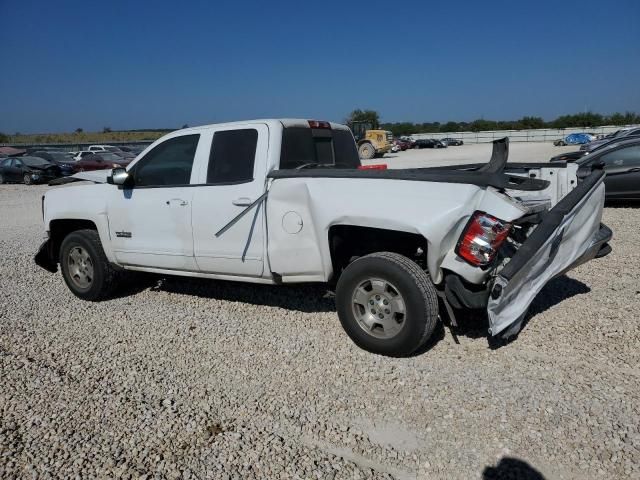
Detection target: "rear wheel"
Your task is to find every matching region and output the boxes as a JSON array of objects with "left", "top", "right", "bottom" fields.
[
  {"left": 60, "top": 229, "right": 120, "bottom": 301},
  {"left": 0, "top": 173, "right": 4, "bottom": 184},
  {"left": 358, "top": 142, "right": 376, "bottom": 160},
  {"left": 336, "top": 252, "right": 439, "bottom": 357},
  {"left": 23, "top": 173, "right": 33, "bottom": 185}
]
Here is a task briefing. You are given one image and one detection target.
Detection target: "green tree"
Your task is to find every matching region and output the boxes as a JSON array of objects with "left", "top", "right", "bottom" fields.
[
  {"left": 607, "top": 112, "right": 639, "bottom": 126},
  {"left": 346, "top": 109, "right": 380, "bottom": 129},
  {"left": 517, "top": 116, "right": 545, "bottom": 130},
  {"left": 0, "top": 132, "right": 8, "bottom": 143},
  {"left": 182, "top": 124, "right": 189, "bottom": 129},
  {"left": 75, "top": 128, "right": 83, "bottom": 133},
  {"left": 440, "top": 121, "right": 459, "bottom": 133},
  {"left": 103, "top": 127, "right": 112, "bottom": 133}
]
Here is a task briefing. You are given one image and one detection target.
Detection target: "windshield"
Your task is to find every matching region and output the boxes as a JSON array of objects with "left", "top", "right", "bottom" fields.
[
  {"left": 22, "top": 157, "right": 52, "bottom": 167},
  {"left": 280, "top": 127, "right": 360, "bottom": 169},
  {"left": 106, "top": 146, "right": 121, "bottom": 152}
]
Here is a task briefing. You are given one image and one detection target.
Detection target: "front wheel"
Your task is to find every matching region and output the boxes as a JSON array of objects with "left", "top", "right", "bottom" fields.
[
  {"left": 336, "top": 252, "right": 439, "bottom": 357},
  {"left": 0, "top": 173, "right": 5, "bottom": 184},
  {"left": 358, "top": 142, "right": 376, "bottom": 160},
  {"left": 23, "top": 173, "right": 33, "bottom": 185},
  {"left": 60, "top": 229, "right": 120, "bottom": 301}
]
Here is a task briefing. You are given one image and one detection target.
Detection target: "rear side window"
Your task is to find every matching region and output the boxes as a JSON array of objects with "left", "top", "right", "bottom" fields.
[
  {"left": 132, "top": 134, "right": 200, "bottom": 187},
  {"left": 280, "top": 127, "right": 359, "bottom": 169},
  {"left": 207, "top": 129, "right": 258, "bottom": 184}
]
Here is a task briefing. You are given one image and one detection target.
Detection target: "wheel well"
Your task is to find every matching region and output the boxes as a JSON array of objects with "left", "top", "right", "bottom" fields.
[
  {"left": 328, "top": 225, "right": 428, "bottom": 283},
  {"left": 49, "top": 219, "right": 98, "bottom": 257}
]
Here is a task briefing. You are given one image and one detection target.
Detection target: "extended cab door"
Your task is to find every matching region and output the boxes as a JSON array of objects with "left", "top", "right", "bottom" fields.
[
  {"left": 107, "top": 133, "right": 204, "bottom": 270},
  {"left": 191, "top": 124, "right": 268, "bottom": 277}
]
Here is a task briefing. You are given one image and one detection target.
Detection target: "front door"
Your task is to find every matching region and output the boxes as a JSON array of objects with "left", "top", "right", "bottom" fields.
[
  {"left": 600, "top": 145, "right": 640, "bottom": 199},
  {"left": 191, "top": 125, "right": 268, "bottom": 277},
  {"left": 107, "top": 133, "right": 204, "bottom": 270},
  {"left": 8, "top": 159, "right": 24, "bottom": 182}
]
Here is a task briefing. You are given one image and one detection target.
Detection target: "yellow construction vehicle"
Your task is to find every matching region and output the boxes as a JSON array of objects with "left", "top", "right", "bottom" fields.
[{"left": 350, "top": 121, "right": 393, "bottom": 159}]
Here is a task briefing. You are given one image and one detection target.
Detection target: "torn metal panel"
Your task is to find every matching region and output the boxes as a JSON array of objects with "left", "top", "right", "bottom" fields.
[{"left": 487, "top": 170, "right": 611, "bottom": 336}]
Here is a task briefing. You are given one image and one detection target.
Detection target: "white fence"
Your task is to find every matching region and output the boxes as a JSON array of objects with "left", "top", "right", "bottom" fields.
[{"left": 411, "top": 125, "right": 637, "bottom": 143}]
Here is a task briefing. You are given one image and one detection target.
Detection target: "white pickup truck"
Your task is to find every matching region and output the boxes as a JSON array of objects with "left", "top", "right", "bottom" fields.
[{"left": 36, "top": 119, "right": 612, "bottom": 356}]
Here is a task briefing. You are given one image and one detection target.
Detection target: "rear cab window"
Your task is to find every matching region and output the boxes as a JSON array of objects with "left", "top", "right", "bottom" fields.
[{"left": 279, "top": 125, "right": 360, "bottom": 169}]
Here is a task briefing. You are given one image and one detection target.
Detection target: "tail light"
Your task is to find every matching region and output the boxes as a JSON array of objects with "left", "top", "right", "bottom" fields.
[
  {"left": 456, "top": 212, "right": 511, "bottom": 267},
  {"left": 308, "top": 120, "right": 331, "bottom": 129},
  {"left": 358, "top": 164, "right": 387, "bottom": 170}
]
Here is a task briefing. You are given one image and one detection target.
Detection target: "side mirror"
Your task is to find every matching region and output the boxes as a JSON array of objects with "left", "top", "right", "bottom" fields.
[{"left": 107, "top": 167, "right": 131, "bottom": 186}]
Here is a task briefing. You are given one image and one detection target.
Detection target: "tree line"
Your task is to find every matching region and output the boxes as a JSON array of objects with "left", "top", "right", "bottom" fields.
[
  {"left": 346, "top": 109, "right": 640, "bottom": 137},
  {"left": 3, "top": 111, "right": 639, "bottom": 144}
]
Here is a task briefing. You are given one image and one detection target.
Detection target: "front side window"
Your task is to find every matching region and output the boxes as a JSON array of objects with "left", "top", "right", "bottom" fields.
[
  {"left": 1, "top": 159, "right": 11, "bottom": 167},
  {"left": 600, "top": 145, "right": 640, "bottom": 168},
  {"left": 207, "top": 129, "right": 258, "bottom": 184},
  {"left": 132, "top": 134, "right": 200, "bottom": 187}
]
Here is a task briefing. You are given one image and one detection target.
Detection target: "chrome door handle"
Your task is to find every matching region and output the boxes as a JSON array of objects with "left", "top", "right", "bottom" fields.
[
  {"left": 232, "top": 197, "right": 253, "bottom": 207},
  {"left": 166, "top": 198, "right": 188, "bottom": 206}
]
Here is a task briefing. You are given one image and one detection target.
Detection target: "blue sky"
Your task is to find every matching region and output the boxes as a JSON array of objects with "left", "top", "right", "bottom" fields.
[{"left": 1, "top": 0, "right": 639, "bottom": 133}]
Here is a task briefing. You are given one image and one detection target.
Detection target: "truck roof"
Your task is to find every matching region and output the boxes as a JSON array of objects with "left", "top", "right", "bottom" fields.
[{"left": 178, "top": 119, "right": 350, "bottom": 133}]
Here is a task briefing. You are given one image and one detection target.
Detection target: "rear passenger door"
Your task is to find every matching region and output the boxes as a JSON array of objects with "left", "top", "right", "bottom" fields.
[
  {"left": 191, "top": 124, "right": 268, "bottom": 277},
  {"left": 600, "top": 145, "right": 640, "bottom": 199}
]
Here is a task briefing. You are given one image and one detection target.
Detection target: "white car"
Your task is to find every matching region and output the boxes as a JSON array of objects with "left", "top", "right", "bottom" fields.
[
  {"left": 88, "top": 145, "right": 121, "bottom": 153},
  {"left": 73, "top": 151, "right": 95, "bottom": 161},
  {"left": 35, "top": 119, "right": 612, "bottom": 356}
]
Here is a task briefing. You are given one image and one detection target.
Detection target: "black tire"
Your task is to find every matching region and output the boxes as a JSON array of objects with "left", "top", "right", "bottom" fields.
[
  {"left": 23, "top": 173, "right": 33, "bottom": 185},
  {"left": 59, "top": 229, "right": 120, "bottom": 301},
  {"left": 358, "top": 142, "right": 376, "bottom": 160},
  {"left": 335, "top": 252, "right": 439, "bottom": 357},
  {"left": 0, "top": 173, "right": 4, "bottom": 184}
]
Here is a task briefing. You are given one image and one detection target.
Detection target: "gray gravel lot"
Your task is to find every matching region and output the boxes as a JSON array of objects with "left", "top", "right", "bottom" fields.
[{"left": 1, "top": 144, "right": 639, "bottom": 479}]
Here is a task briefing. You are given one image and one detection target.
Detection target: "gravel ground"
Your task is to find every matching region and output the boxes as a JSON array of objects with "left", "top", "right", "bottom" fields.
[{"left": 1, "top": 145, "right": 639, "bottom": 479}]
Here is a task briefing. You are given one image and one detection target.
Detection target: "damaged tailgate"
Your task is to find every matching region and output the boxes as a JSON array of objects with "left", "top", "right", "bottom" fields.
[{"left": 487, "top": 168, "right": 612, "bottom": 337}]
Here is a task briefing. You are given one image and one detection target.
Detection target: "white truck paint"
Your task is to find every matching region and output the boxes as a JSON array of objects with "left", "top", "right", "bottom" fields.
[{"left": 37, "top": 119, "right": 612, "bottom": 356}]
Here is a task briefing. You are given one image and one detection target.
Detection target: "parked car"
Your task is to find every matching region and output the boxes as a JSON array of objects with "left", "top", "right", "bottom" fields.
[
  {"left": 88, "top": 145, "right": 118, "bottom": 153},
  {"left": 0, "top": 156, "right": 60, "bottom": 184},
  {"left": 552, "top": 138, "right": 640, "bottom": 200},
  {"left": 441, "top": 138, "right": 464, "bottom": 146},
  {"left": 550, "top": 136, "right": 634, "bottom": 163},
  {"left": 549, "top": 150, "right": 588, "bottom": 163},
  {"left": 117, "top": 145, "right": 148, "bottom": 154},
  {"left": 73, "top": 152, "right": 132, "bottom": 172},
  {"left": 31, "top": 151, "right": 77, "bottom": 176},
  {"left": 553, "top": 133, "right": 595, "bottom": 146},
  {"left": 392, "top": 138, "right": 411, "bottom": 151},
  {"left": 579, "top": 126, "right": 640, "bottom": 152},
  {"left": 73, "top": 151, "right": 96, "bottom": 161},
  {"left": 35, "top": 119, "right": 611, "bottom": 357},
  {"left": 414, "top": 139, "right": 446, "bottom": 149},
  {"left": 110, "top": 150, "right": 136, "bottom": 160}
]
